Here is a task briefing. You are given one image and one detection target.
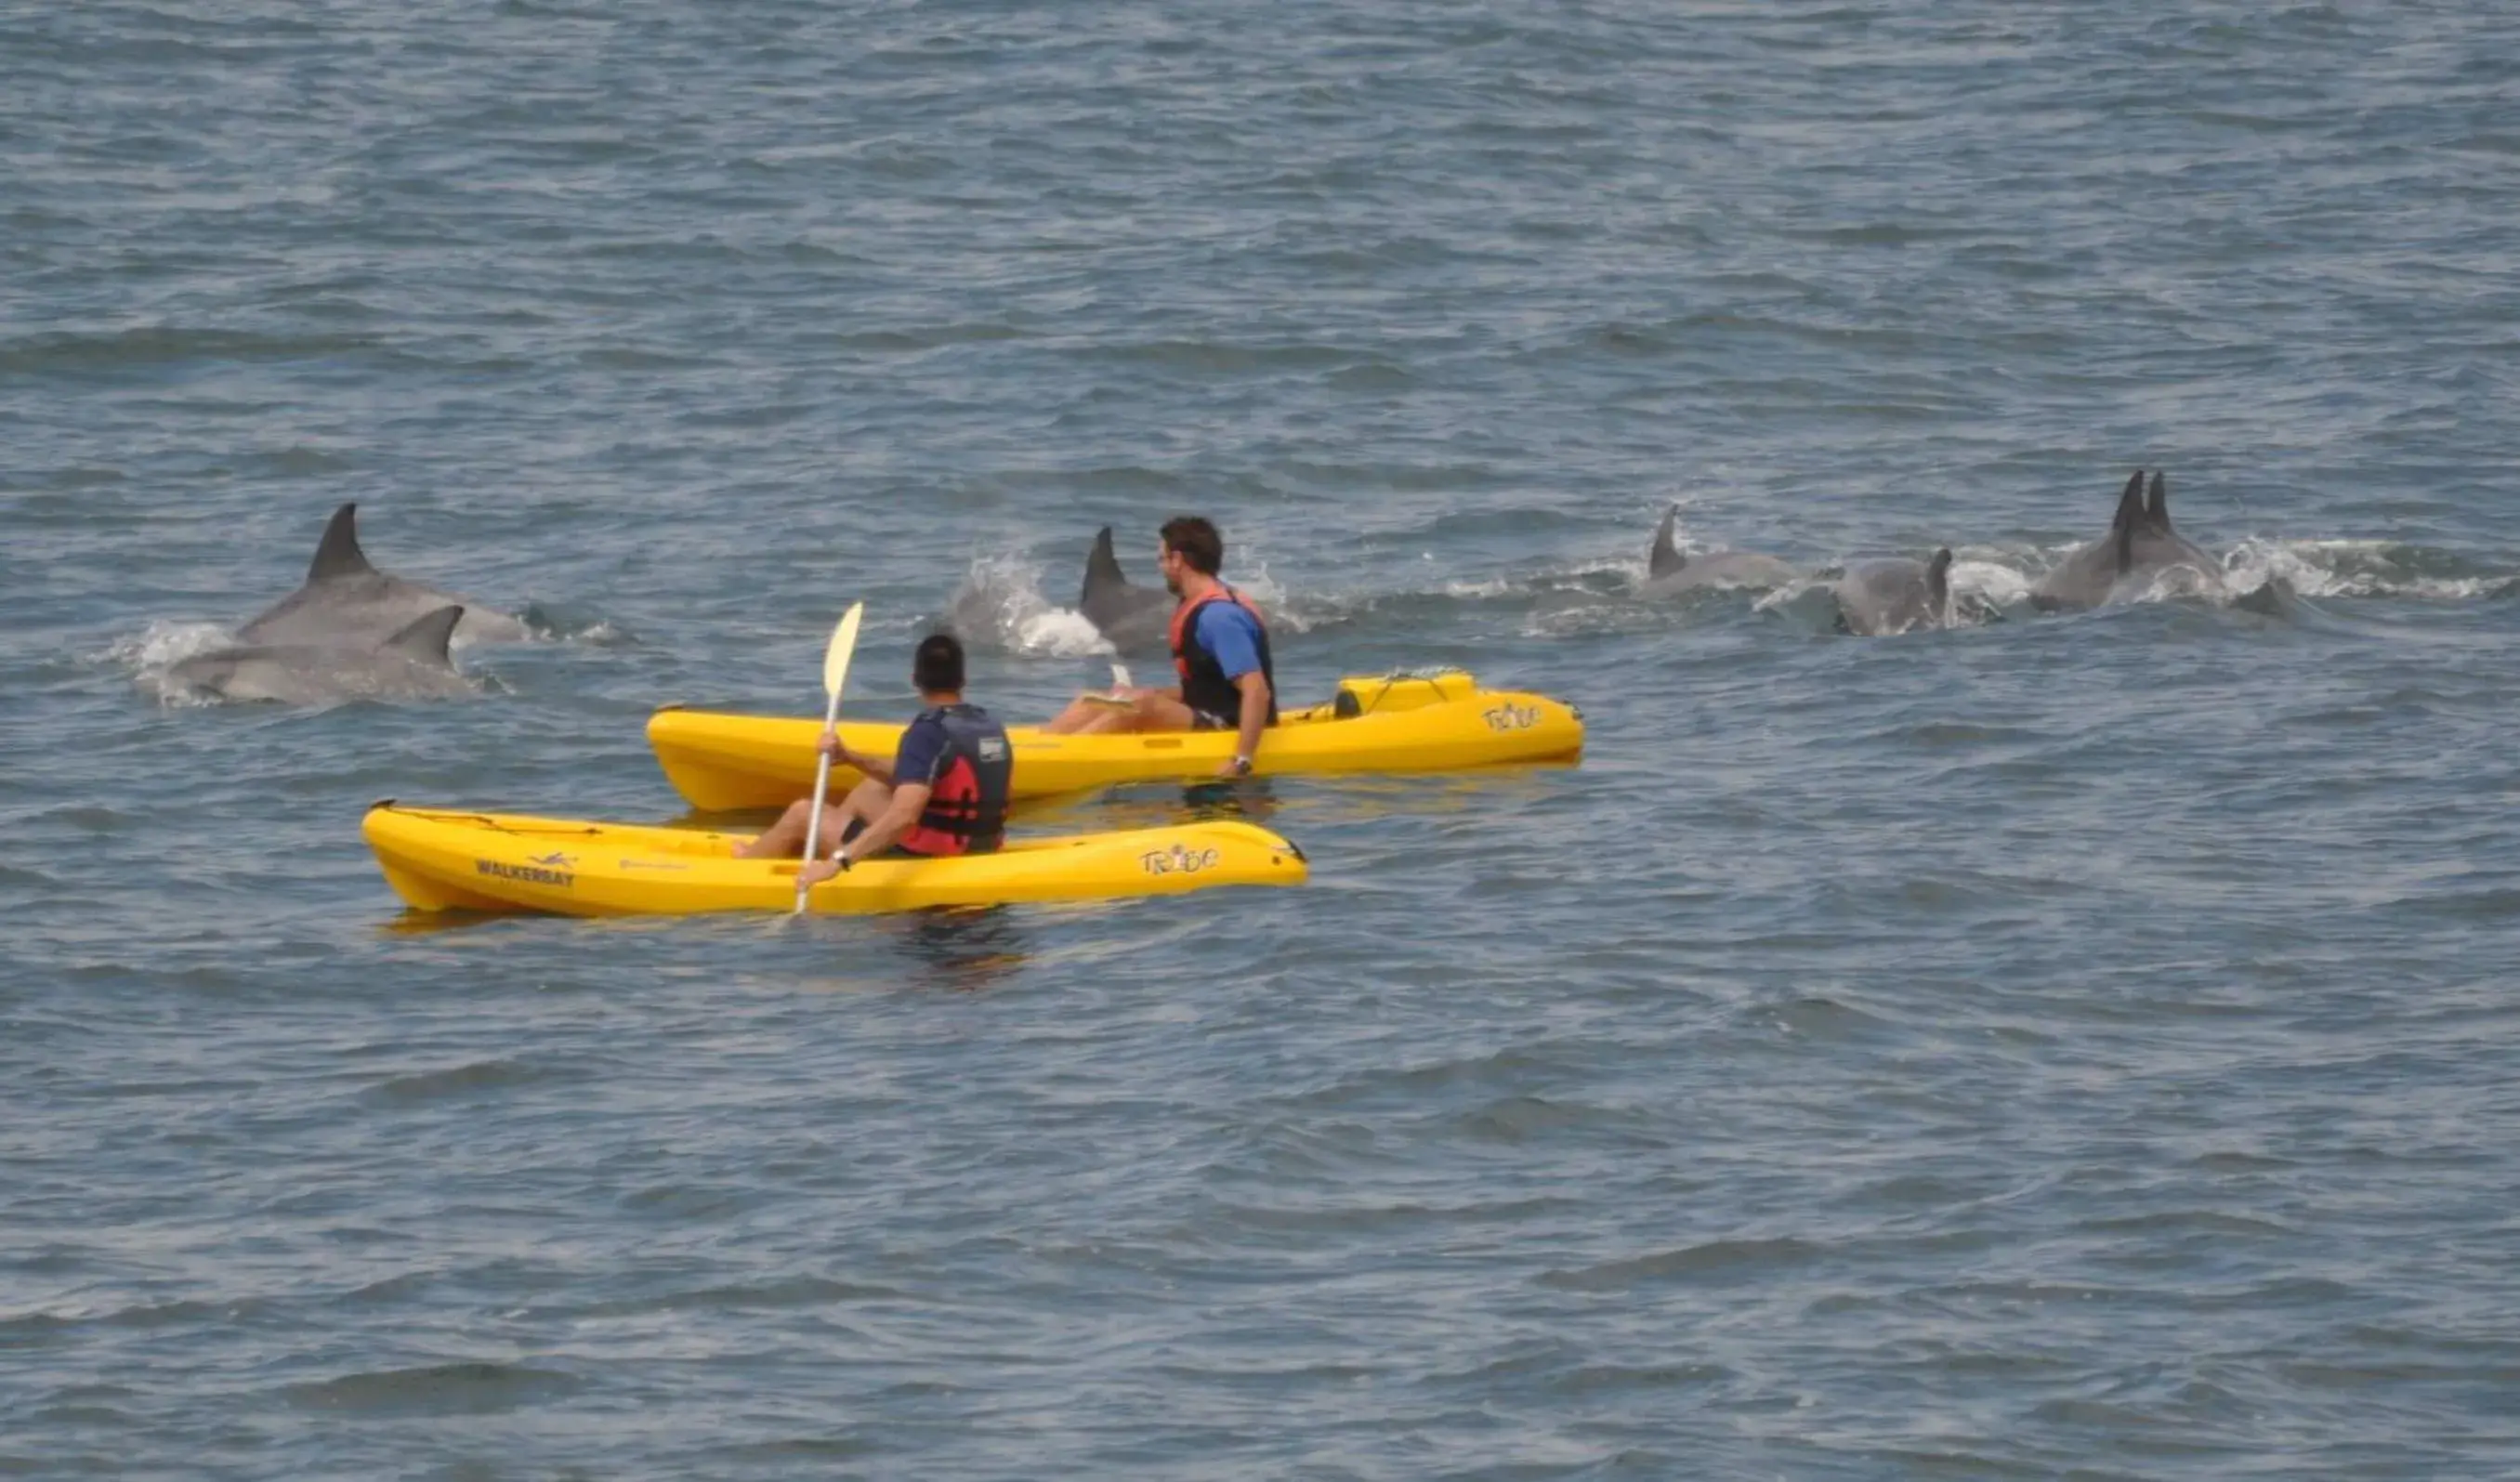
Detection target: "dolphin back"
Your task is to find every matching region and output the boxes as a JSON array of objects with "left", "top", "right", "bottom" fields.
[
  {"left": 2039, "top": 468, "right": 2218, "bottom": 610},
  {"left": 1640, "top": 510, "right": 1797, "bottom": 596},
  {"left": 240, "top": 505, "right": 528, "bottom": 647},
  {"left": 164, "top": 618, "right": 474, "bottom": 704},
  {"left": 1834, "top": 554, "right": 1949, "bottom": 636},
  {"left": 2124, "top": 472, "right": 2225, "bottom": 595}
]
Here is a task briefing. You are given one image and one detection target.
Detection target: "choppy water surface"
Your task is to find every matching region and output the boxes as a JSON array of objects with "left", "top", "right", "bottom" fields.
[{"left": 7, "top": 3, "right": 2520, "bottom": 1475}]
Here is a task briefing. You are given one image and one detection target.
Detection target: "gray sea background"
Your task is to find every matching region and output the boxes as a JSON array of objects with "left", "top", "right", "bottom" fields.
[{"left": 7, "top": 3, "right": 2520, "bottom": 1476}]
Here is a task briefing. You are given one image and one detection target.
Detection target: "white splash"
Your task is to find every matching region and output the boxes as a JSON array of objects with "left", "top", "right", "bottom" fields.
[
  {"left": 1751, "top": 577, "right": 1833, "bottom": 615},
  {"left": 1948, "top": 556, "right": 2034, "bottom": 610},
  {"left": 1015, "top": 609, "right": 1116, "bottom": 657},
  {"left": 103, "top": 622, "right": 236, "bottom": 703},
  {"left": 1220, "top": 555, "right": 1314, "bottom": 633},
  {"left": 944, "top": 554, "right": 1118, "bottom": 658},
  {"left": 2221, "top": 536, "right": 2505, "bottom": 602},
  {"left": 102, "top": 620, "right": 236, "bottom": 672}
]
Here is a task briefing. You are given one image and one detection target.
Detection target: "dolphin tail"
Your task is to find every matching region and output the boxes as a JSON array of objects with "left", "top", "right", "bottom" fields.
[
  {"left": 2145, "top": 470, "right": 2172, "bottom": 531},
  {"left": 308, "top": 503, "right": 375, "bottom": 582},
  {"left": 1647, "top": 506, "right": 1686, "bottom": 579},
  {"left": 2109, "top": 469, "right": 2146, "bottom": 574},
  {"left": 382, "top": 605, "right": 464, "bottom": 666},
  {"left": 1083, "top": 525, "right": 1130, "bottom": 607},
  {"left": 1927, "top": 547, "right": 1953, "bottom": 617}
]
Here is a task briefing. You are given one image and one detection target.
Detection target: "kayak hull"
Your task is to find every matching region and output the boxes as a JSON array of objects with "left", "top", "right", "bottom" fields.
[
  {"left": 648, "top": 676, "right": 1583, "bottom": 811},
  {"left": 362, "top": 804, "right": 1308, "bottom": 917}
]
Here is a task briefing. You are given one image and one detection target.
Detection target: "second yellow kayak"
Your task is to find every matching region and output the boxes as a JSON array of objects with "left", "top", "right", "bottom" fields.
[
  {"left": 363, "top": 803, "right": 1307, "bottom": 916},
  {"left": 648, "top": 669, "right": 1584, "bottom": 811}
]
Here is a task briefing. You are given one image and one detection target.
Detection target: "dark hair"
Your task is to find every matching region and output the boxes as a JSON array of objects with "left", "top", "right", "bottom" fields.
[
  {"left": 912, "top": 632, "right": 965, "bottom": 693},
  {"left": 1160, "top": 516, "right": 1224, "bottom": 576}
]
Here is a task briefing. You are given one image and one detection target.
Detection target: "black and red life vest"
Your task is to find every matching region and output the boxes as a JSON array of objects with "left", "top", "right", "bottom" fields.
[
  {"left": 1168, "top": 585, "right": 1277, "bottom": 726},
  {"left": 896, "top": 703, "right": 1014, "bottom": 857}
]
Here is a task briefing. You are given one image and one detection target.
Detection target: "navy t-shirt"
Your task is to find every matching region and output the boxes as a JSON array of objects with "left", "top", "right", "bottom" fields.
[{"left": 892, "top": 713, "right": 950, "bottom": 788}]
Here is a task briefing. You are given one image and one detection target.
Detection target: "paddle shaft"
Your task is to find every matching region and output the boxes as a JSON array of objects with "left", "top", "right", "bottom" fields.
[
  {"left": 794, "top": 604, "right": 865, "bottom": 914},
  {"left": 794, "top": 688, "right": 845, "bottom": 910}
]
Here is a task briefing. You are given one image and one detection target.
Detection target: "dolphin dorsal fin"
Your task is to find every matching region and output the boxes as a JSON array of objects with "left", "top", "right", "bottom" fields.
[
  {"left": 382, "top": 605, "right": 463, "bottom": 665},
  {"left": 1648, "top": 507, "right": 1686, "bottom": 579},
  {"left": 1927, "top": 547, "right": 1953, "bottom": 613},
  {"left": 1082, "top": 525, "right": 1129, "bottom": 604},
  {"left": 2145, "top": 471, "right": 2172, "bottom": 531},
  {"left": 2107, "top": 470, "right": 2146, "bottom": 533},
  {"left": 308, "top": 503, "right": 375, "bottom": 581},
  {"left": 2110, "top": 470, "right": 2146, "bottom": 575}
]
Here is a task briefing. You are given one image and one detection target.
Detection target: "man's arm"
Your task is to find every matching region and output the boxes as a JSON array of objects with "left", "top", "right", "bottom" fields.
[
  {"left": 839, "top": 781, "right": 931, "bottom": 863},
  {"left": 826, "top": 732, "right": 895, "bottom": 785},
  {"left": 1223, "top": 670, "right": 1270, "bottom": 777}
]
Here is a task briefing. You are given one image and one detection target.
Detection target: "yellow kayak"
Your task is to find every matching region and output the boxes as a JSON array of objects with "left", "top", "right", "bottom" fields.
[
  {"left": 648, "top": 669, "right": 1584, "bottom": 811},
  {"left": 362, "top": 803, "right": 1307, "bottom": 917}
]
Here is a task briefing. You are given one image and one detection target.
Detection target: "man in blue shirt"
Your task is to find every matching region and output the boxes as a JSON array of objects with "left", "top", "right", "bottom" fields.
[
  {"left": 1044, "top": 516, "right": 1277, "bottom": 779},
  {"left": 738, "top": 633, "right": 1013, "bottom": 881}
]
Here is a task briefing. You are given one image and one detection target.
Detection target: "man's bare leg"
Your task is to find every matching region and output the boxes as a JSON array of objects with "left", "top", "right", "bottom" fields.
[
  {"left": 1042, "top": 695, "right": 1109, "bottom": 734},
  {"left": 735, "top": 780, "right": 892, "bottom": 858},
  {"left": 1044, "top": 689, "right": 1200, "bottom": 735}
]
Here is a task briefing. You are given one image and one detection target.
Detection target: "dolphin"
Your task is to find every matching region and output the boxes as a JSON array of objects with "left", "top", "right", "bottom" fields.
[
  {"left": 239, "top": 504, "right": 530, "bottom": 649},
  {"left": 1641, "top": 507, "right": 1800, "bottom": 595},
  {"left": 165, "top": 606, "right": 477, "bottom": 705},
  {"left": 1833, "top": 548, "right": 1953, "bottom": 636},
  {"left": 2030, "top": 470, "right": 2227, "bottom": 610},
  {"left": 1077, "top": 526, "right": 1175, "bottom": 651}
]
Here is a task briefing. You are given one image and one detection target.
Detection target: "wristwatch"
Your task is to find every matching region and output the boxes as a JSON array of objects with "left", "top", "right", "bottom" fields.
[
  {"left": 831, "top": 846, "right": 852, "bottom": 871},
  {"left": 1230, "top": 754, "right": 1254, "bottom": 777}
]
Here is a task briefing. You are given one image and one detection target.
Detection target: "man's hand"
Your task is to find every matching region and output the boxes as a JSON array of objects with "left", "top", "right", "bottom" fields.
[
  {"left": 1227, "top": 669, "right": 1270, "bottom": 779},
  {"left": 818, "top": 731, "right": 850, "bottom": 765},
  {"left": 798, "top": 856, "right": 846, "bottom": 888}
]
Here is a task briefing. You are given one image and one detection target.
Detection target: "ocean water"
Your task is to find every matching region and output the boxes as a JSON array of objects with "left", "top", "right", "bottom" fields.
[{"left": 7, "top": 3, "right": 2520, "bottom": 1476}]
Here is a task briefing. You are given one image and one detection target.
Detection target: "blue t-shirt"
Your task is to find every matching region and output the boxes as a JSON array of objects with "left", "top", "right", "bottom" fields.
[
  {"left": 1193, "top": 600, "right": 1266, "bottom": 681},
  {"left": 892, "top": 713, "right": 949, "bottom": 788}
]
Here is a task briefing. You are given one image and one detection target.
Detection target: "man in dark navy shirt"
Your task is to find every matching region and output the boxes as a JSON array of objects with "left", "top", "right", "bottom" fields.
[
  {"left": 739, "top": 633, "right": 1013, "bottom": 882},
  {"left": 1043, "top": 516, "right": 1276, "bottom": 779}
]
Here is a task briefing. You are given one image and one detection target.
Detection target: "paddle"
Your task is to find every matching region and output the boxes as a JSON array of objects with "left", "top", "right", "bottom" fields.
[
  {"left": 1083, "top": 661, "right": 1135, "bottom": 709},
  {"left": 794, "top": 602, "right": 865, "bottom": 914}
]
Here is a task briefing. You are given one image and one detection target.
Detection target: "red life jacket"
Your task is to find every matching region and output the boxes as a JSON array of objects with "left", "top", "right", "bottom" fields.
[
  {"left": 895, "top": 704, "right": 1014, "bottom": 857},
  {"left": 1168, "top": 585, "right": 1277, "bottom": 725}
]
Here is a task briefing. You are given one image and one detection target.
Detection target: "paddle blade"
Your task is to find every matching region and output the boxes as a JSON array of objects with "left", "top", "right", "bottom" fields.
[{"left": 821, "top": 602, "right": 865, "bottom": 702}]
